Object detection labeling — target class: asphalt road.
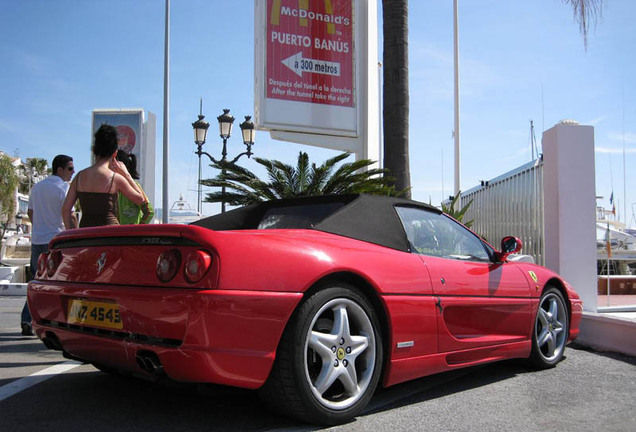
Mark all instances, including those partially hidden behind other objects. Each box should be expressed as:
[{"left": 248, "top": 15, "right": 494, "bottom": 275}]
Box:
[{"left": 1, "top": 296, "right": 635, "bottom": 432}]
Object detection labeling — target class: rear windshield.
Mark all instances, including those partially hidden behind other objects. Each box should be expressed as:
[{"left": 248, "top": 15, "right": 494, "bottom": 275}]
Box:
[{"left": 258, "top": 203, "right": 345, "bottom": 229}]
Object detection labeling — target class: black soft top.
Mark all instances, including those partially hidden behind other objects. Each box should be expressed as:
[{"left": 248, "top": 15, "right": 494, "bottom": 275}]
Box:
[{"left": 191, "top": 194, "right": 441, "bottom": 252}]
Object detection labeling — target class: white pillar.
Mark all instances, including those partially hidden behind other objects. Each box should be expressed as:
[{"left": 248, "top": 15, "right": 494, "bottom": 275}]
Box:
[
  {"left": 542, "top": 121, "right": 597, "bottom": 311},
  {"left": 142, "top": 111, "right": 157, "bottom": 206}
]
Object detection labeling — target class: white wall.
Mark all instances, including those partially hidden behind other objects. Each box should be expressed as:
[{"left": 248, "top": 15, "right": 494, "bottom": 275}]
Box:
[{"left": 543, "top": 121, "right": 598, "bottom": 311}]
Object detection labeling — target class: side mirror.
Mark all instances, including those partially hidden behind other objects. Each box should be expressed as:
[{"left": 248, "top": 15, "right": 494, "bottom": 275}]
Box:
[{"left": 496, "top": 236, "right": 523, "bottom": 262}]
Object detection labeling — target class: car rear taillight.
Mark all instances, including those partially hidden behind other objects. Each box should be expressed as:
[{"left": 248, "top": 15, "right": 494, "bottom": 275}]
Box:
[
  {"left": 184, "top": 250, "right": 213, "bottom": 283},
  {"left": 37, "top": 251, "right": 49, "bottom": 277},
  {"left": 156, "top": 249, "right": 181, "bottom": 282},
  {"left": 46, "top": 250, "right": 62, "bottom": 277}
]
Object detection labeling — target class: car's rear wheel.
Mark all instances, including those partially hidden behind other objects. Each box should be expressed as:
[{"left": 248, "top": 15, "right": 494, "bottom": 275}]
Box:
[
  {"left": 261, "top": 284, "right": 383, "bottom": 425},
  {"left": 528, "top": 286, "right": 569, "bottom": 368}
]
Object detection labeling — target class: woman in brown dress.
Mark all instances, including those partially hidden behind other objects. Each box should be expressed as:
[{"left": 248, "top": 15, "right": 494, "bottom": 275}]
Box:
[{"left": 62, "top": 124, "right": 145, "bottom": 228}]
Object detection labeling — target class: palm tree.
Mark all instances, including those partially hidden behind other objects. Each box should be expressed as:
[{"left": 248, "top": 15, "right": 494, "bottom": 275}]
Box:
[
  {"left": 201, "top": 152, "right": 401, "bottom": 207},
  {"left": 381, "top": 0, "right": 602, "bottom": 197},
  {"left": 19, "top": 157, "right": 48, "bottom": 194},
  {"left": 382, "top": 0, "right": 410, "bottom": 198},
  {"left": 0, "top": 153, "right": 20, "bottom": 239}
]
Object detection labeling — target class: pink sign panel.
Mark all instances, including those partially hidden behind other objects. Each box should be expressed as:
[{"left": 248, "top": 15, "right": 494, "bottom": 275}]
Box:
[{"left": 266, "top": 0, "right": 354, "bottom": 107}]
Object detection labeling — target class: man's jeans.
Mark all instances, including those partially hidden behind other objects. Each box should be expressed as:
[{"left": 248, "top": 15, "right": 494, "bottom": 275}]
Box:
[{"left": 21, "top": 243, "right": 49, "bottom": 324}]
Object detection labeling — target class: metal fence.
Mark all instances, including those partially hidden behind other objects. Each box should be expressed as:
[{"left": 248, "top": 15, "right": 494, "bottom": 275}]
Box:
[{"left": 461, "top": 159, "right": 545, "bottom": 265}]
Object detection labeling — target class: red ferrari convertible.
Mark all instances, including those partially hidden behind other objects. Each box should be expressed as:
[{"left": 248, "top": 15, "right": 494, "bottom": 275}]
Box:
[{"left": 28, "top": 194, "right": 582, "bottom": 424}]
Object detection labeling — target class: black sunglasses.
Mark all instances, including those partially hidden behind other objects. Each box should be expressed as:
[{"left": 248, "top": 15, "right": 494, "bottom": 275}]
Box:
[{"left": 66, "top": 166, "right": 75, "bottom": 171}]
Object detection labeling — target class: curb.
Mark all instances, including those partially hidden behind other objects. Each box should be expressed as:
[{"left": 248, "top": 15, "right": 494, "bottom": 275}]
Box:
[
  {"left": 577, "top": 311, "right": 636, "bottom": 357},
  {"left": 0, "top": 283, "right": 28, "bottom": 296}
]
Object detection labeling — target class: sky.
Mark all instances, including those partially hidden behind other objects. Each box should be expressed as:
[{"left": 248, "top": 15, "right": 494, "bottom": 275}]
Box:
[{"left": 1, "top": 0, "right": 634, "bottom": 227}]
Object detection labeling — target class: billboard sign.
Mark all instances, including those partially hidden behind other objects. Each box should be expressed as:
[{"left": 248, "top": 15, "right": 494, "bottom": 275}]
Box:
[
  {"left": 256, "top": 0, "right": 359, "bottom": 137},
  {"left": 267, "top": 0, "right": 354, "bottom": 107},
  {"left": 91, "top": 109, "right": 156, "bottom": 205},
  {"left": 92, "top": 110, "right": 143, "bottom": 158}
]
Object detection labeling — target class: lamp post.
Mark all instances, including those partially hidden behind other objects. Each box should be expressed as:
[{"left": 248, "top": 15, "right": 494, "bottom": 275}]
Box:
[
  {"left": 192, "top": 106, "right": 255, "bottom": 214},
  {"left": 192, "top": 99, "right": 210, "bottom": 215}
]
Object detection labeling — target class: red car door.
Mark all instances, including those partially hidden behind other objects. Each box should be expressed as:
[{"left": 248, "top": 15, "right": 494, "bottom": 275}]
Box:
[
  {"left": 395, "top": 206, "right": 532, "bottom": 353},
  {"left": 423, "top": 256, "right": 531, "bottom": 352}
]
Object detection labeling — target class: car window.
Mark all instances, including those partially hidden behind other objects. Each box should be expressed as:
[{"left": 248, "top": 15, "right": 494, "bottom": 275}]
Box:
[
  {"left": 258, "top": 203, "right": 345, "bottom": 229},
  {"left": 395, "top": 206, "right": 491, "bottom": 262}
]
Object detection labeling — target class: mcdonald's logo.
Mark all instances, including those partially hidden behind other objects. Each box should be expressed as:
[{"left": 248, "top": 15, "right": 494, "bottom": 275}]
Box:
[{"left": 270, "top": 0, "right": 351, "bottom": 34}]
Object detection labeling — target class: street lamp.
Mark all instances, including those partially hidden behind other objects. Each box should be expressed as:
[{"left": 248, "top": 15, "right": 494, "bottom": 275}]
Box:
[
  {"left": 240, "top": 115, "right": 256, "bottom": 149},
  {"left": 192, "top": 99, "right": 210, "bottom": 215},
  {"left": 217, "top": 108, "right": 235, "bottom": 161},
  {"left": 193, "top": 106, "right": 256, "bottom": 214}
]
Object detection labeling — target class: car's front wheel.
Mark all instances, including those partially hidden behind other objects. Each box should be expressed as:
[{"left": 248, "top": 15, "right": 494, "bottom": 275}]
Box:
[
  {"left": 261, "top": 284, "right": 383, "bottom": 425},
  {"left": 528, "top": 286, "right": 569, "bottom": 368}
]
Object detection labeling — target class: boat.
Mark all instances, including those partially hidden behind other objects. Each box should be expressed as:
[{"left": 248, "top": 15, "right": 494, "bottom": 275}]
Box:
[
  {"left": 168, "top": 194, "right": 202, "bottom": 224},
  {"left": 1, "top": 233, "right": 31, "bottom": 266},
  {"left": 596, "top": 207, "right": 636, "bottom": 296},
  {"left": 0, "top": 233, "right": 31, "bottom": 285}
]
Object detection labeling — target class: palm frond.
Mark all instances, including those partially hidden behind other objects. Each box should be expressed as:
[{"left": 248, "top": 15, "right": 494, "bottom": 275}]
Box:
[
  {"left": 199, "top": 150, "right": 402, "bottom": 209},
  {"left": 561, "top": 0, "right": 602, "bottom": 49},
  {"left": 442, "top": 192, "right": 474, "bottom": 228},
  {"left": 295, "top": 152, "right": 310, "bottom": 194}
]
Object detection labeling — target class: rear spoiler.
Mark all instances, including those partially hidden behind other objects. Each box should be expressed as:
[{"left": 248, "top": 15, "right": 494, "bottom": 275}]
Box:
[{"left": 50, "top": 224, "right": 213, "bottom": 249}]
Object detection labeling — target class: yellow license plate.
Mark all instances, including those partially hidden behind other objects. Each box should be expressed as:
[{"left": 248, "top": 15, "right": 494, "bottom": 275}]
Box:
[{"left": 67, "top": 299, "right": 123, "bottom": 330}]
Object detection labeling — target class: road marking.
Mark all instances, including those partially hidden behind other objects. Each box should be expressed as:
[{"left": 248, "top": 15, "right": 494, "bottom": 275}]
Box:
[{"left": 0, "top": 361, "right": 82, "bottom": 402}]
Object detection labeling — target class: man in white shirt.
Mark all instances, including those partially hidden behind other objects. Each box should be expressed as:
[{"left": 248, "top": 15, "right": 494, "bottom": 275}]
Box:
[{"left": 21, "top": 154, "right": 77, "bottom": 336}]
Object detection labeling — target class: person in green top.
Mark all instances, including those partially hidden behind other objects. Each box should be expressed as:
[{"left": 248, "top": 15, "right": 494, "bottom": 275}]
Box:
[{"left": 115, "top": 150, "right": 154, "bottom": 224}]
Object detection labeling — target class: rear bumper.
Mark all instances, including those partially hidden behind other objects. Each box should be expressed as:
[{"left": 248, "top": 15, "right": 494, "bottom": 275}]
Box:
[{"left": 29, "top": 282, "right": 302, "bottom": 389}]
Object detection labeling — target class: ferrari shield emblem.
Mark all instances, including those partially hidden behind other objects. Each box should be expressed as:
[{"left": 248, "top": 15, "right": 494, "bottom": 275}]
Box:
[
  {"left": 528, "top": 271, "right": 538, "bottom": 283},
  {"left": 96, "top": 252, "right": 107, "bottom": 275}
]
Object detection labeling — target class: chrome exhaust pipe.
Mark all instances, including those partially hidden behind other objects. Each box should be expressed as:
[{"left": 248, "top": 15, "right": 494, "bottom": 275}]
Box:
[
  {"left": 135, "top": 351, "right": 164, "bottom": 376},
  {"left": 42, "top": 331, "right": 63, "bottom": 351}
]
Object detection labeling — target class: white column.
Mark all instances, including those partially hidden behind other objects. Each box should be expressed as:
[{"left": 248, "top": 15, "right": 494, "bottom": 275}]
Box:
[
  {"left": 142, "top": 112, "right": 157, "bottom": 206},
  {"left": 358, "top": 0, "right": 380, "bottom": 167},
  {"left": 542, "top": 121, "right": 597, "bottom": 311}
]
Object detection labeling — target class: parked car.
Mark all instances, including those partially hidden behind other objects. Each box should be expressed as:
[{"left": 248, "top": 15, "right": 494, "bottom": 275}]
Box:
[{"left": 28, "top": 194, "right": 582, "bottom": 425}]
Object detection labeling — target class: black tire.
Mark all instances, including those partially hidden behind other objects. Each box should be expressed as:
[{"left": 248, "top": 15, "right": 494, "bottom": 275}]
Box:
[
  {"left": 260, "top": 284, "right": 383, "bottom": 425},
  {"left": 528, "top": 287, "right": 569, "bottom": 369}
]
